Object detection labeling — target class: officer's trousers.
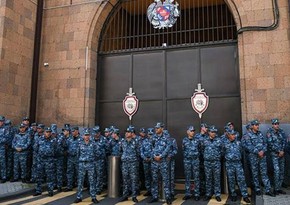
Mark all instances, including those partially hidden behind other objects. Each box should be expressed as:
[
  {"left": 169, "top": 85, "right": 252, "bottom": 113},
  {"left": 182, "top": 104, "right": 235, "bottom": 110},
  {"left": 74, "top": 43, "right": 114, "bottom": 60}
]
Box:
[
  {"left": 77, "top": 162, "right": 96, "bottom": 199},
  {"left": 122, "top": 160, "right": 138, "bottom": 197},
  {"left": 204, "top": 160, "right": 221, "bottom": 197},
  {"left": 184, "top": 158, "right": 200, "bottom": 197},
  {"left": 13, "top": 151, "right": 28, "bottom": 180},
  {"left": 248, "top": 154, "right": 271, "bottom": 192},
  {"left": 35, "top": 158, "right": 56, "bottom": 193},
  {"left": 151, "top": 160, "right": 170, "bottom": 199},
  {"left": 271, "top": 153, "right": 285, "bottom": 191},
  {"left": 225, "top": 160, "right": 248, "bottom": 197}
]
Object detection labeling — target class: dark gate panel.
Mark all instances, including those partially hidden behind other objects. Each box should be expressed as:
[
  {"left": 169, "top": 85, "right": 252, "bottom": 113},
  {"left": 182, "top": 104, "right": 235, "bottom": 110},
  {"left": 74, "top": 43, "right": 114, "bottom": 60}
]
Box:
[
  {"left": 132, "top": 101, "right": 163, "bottom": 127},
  {"left": 202, "top": 97, "right": 242, "bottom": 135},
  {"left": 133, "top": 52, "right": 164, "bottom": 100},
  {"left": 100, "top": 55, "right": 131, "bottom": 101},
  {"left": 166, "top": 49, "right": 200, "bottom": 99},
  {"left": 201, "top": 46, "right": 239, "bottom": 96},
  {"left": 97, "top": 44, "right": 241, "bottom": 179},
  {"left": 99, "top": 102, "right": 129, "bottom": 132}
]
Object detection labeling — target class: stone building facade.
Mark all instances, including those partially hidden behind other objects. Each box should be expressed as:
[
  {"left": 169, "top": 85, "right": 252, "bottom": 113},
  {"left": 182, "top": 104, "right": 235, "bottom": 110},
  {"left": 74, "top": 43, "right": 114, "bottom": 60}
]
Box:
[{"left": 0, "top": 0, "right": 289, "bottom": 127}]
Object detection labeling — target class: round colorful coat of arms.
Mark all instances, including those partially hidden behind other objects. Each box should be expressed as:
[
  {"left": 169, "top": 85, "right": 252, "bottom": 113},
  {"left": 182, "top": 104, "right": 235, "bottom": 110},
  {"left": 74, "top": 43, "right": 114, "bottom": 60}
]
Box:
[{"left": 147, "top": 0, "right": 180, "bottom": 29}]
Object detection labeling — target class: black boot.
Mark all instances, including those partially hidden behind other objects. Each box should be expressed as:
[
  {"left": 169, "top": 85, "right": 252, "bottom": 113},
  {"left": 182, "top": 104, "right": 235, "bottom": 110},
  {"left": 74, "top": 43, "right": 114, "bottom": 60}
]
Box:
[
  {"left": 33, "top": 192, "right": 42, "bottom": 196},
  {"left": 92, "top": 198, "right": 99, "bottom": 204},
  {"left": 243, "top": 197, "right": 251, "bottom": 203},
  {"left": 132, "top": 197, "right": 138, "bottom": 203},
  {"left": 74, "top": 198, "right": 82, "bottom": 203},
  {"left": 215, "top": 196, "right": 221, "bottom": 202},
  {"left": 148, "top": 197, "right": 158, "bottom": 203},
  {"left": 182, "top": 195, "right": 191, "bottom": 200},
  {"left": 265, "top": 191, "right": 276, "bottom": 197},
  {"left": 118, "top": 195, "right": 128, "bottom": 202},
  {"left": 144, "top": 191, "right": 151, "bottom": 196}
]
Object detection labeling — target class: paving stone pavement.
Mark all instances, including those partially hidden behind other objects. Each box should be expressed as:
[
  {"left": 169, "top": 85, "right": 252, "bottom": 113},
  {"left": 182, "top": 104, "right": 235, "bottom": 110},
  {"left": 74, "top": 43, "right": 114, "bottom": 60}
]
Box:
[
  {"left": 263, "top": 188, "right": 290, "bottom": 205},
  {"left": 0, "top": 181, "right": 35, "bottom": 200}
]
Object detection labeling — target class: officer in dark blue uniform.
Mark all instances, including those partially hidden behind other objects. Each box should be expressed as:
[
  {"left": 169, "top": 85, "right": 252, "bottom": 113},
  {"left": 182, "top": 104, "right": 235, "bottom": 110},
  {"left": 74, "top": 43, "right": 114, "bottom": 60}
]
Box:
[
  {"left": 242, "top": 120, "right": 275, "bottom": 196},
  {"left": 74, "top": 129, "right": 98, "bottom": 204},
  {"left": 202, "top": 125, "right": 222, "bottom": 202},
  {"left": 62, "top": 124, "right": 71, "bottom": 187},
  {"left": 149, "top": 122, "right": 171, "bottom": 205},
  {"left": 109, "top": 128, "right": 121, "bottom": 156},
  {"left": 118, "top": 126, "right": 139, "bottom": 203},
  {"left": 182, "top": 125, "right": 201, "bottom": 201},
  {"left": 266, "top": 118, "right": 287, "bottom": 195},
  {"left": 226, "top": 122, "right": 240, "bottom": 141},
  {"left": 0, "top": 115, "right": 8, "bottom": 183},
  {"left": 52, "top": 124, "right": 66, "bottom": 192},
  {"left": 140, "top": 128, "right": 153, "bottom": 196},
  {"left": 165, "top": 130, "right": 178, "bottom": 199},
  {"left": 195, "top": 123, "right": 208, "bottom": 196},
  {"left": 92, "top": 125, "right": 108, "bottom": 194},
  {"left": 27, "top": 122, "right": 37, "bottom": 181},
  {"left": 11, "top": 123, "right": 31, "bottom": 183},
  {"left": 284, "top": 133, "right": 290, "bottom": 187},
  {"left": 33, "top": 127, "right": 56, "bottom": 197},
  {"left": 21, "top": 117, "right": 30, "bottom": 133},
  {"left": 30, "top": 123, "right": 45, "bottom": 183},
  {"left": 223, "top": 129, "right": 251, "bottom": 203},
  {"left": 65, "top": 126, "right": 80, "bottom": 192},
  {"left": 5, "top": 119, "right": 15, "bottom": 181}
]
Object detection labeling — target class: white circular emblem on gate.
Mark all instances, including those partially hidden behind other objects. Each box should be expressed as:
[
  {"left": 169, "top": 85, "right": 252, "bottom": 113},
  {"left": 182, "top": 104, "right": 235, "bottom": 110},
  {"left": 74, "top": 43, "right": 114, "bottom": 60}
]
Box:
[
  {"left": 191, "top": 83, "right": 209, "bottom": 119},
  {"left": 123, "top": 88, "right": 139, "bottom": 121},
  {"left": 147, "top": 0, "right": 180, "bottom": 29}
]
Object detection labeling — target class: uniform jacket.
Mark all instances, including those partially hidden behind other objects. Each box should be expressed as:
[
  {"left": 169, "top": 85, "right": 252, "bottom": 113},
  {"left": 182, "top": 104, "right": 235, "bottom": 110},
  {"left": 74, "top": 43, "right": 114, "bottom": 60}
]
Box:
[{"left": 12, "top": 132, "right": 31, "bottom": 152}]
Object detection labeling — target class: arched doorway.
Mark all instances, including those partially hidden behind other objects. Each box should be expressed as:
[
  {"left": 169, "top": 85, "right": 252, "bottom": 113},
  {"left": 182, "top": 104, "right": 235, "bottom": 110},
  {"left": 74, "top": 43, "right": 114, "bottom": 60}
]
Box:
[{"left": 96, "top": 0, "right": 240, "bottom": 178}]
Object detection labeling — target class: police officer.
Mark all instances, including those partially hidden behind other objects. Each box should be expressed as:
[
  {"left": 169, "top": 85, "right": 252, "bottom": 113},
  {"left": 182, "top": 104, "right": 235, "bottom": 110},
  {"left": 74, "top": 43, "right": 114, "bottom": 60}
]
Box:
[
  {"left": 138, "top": 128, "right": 147, "bottom": 191},
  {"left": 27, "top": 122, "right": 37, "bottom": 181},
  {"left": 284, "top": 133, "right": 290, "bottom": 187},
  {"left": 149, "top": 122, "right": 171, "bottom": 205},
  {"left": 21, "top": 117, "right": 30, "bottom": 132},
  {"left": 104, "top": 127, "right": 111, "bottom": 141},
  {"left": 223, "top": 129, "right": 251, "bottom": 203},
  {"left": 30, "top": 123, "right": 45, "bottom": 183},
  {"left": 195, "top": 123, "right": 208, "bottom": 196},
  {"left": 266, "top": 118, "right": 287, "bottom": 195},
  {"left": 92, "top": 125, "right": 108, "bottom": 194},
  {"left": 242, "top": 120, "right": 275, "bottom": 196},
  {"left": 62, "top": 124, "right": 71, "bottom": 187},
  {"left": 0, "top": 115, "right": 8, "bottom": 183},
  {"left": 109, "top": 128, "right": 121, "bottom": 156},
  {"left": 118, "top": 126, "right": 139, "bottom": 203},
  {"left": 182, "top": 125, "right": 201, "bottom": 201},
  {"left": 74, "top": 129, "right": 98, "bottom": 204},
  {"left": 33, "top": 127, "right": 56, "bottom": 197},
  {"left": 5, "top": 119, "right": 15, "bottom": 181},
  {"left": 52, "top": 124, "right": 66, "bottom": 192},
  {"left": 140, "top": 128, "right": 153, "bottom": 196},
  {"left": 165, "top": 130, "right": 178, "bottom": 199},
  {"left": 226, "top": 122, "right": 240, "bottom": 141},
  {"left": 64, "top": 126, "right": 80, "bottom": 192},
  {"left": 202, "top": 125, "right": 222, "bottom": 202},
  {"left": 11, "top": 123, "right": 31, "bottom": 183}
]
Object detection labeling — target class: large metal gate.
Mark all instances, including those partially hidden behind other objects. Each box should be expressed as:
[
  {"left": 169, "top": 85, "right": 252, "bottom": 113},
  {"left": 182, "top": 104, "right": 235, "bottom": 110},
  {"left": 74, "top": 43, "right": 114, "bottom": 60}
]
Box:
[{"left": 97, "top": 0, "right": 240, "bottom": 178}]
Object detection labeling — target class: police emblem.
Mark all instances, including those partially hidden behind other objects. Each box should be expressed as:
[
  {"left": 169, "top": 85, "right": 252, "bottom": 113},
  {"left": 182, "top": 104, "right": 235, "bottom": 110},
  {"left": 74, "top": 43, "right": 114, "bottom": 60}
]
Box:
[
  {"left": 123, "top": 88, "right": 139, "bottom": 121},
  {"left": 147, "top": 0, "right": 180, "bottom": 29},
  {"left": 191, "top": 83, "right": 209, "bottom": 119}
]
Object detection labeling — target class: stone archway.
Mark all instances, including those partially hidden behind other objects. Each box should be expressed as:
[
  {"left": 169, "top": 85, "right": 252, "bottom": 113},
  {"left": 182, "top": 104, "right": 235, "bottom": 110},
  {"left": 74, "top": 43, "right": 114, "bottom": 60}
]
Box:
[{"left": 89, "top": 0, "right": 242, "bottom": 178}]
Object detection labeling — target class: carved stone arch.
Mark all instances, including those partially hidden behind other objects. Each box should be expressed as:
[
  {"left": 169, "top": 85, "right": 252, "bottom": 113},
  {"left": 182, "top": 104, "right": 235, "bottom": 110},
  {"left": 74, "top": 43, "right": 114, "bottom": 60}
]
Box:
[{"left": 224, "top": 0, "right": 243, "bottom": 30}]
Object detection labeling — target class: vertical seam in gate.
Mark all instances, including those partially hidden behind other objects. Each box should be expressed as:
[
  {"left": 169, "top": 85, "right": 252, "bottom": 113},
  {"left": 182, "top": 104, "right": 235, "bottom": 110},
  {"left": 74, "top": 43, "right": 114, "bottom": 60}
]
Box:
[{"left": 163, "top": 50, "right": 167, "bottom": 126}]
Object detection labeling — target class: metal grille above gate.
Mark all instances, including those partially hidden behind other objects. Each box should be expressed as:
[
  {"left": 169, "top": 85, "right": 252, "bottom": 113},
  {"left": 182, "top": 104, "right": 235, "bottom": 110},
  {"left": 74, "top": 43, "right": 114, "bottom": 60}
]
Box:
[{"left": 99, "top": 0, "right": 237, "bottom": 54}]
